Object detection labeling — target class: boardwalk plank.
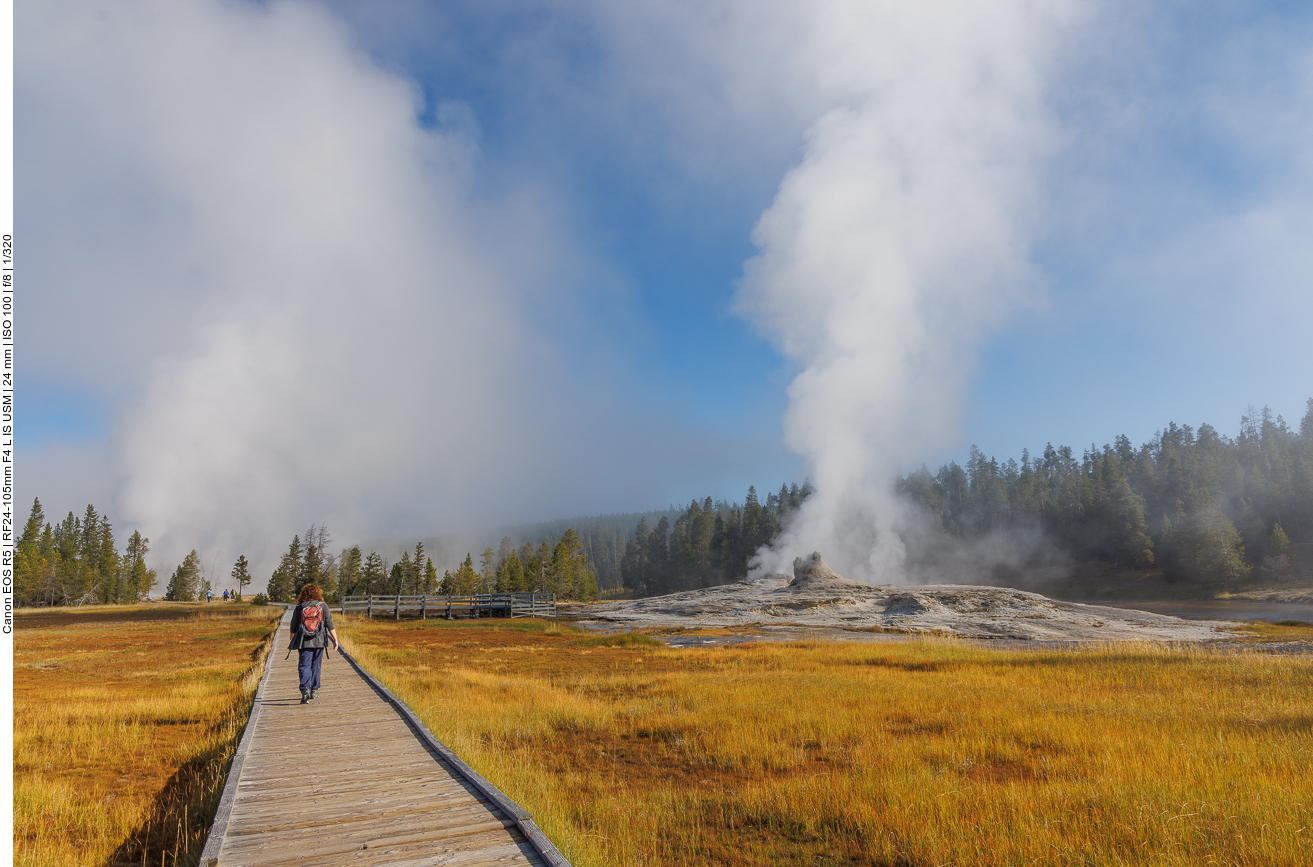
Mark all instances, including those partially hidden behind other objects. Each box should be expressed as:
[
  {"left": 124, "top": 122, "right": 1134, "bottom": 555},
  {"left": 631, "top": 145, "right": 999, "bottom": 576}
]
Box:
[
  {"left": 235, "top": 773, "right": 481, "bottom": 801},
  {"left": 224, "top": 798, "right": 502, "bottom": 835},
  {"left": 220, "top": 815, "right": 519, "bottom": 859},
  {"left": 221, "top": 822, "right": 533, "bottom": 867}
]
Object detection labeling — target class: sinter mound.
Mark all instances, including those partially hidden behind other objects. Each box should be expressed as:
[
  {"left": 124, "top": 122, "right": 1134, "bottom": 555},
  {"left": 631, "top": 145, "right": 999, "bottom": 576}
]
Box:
[
  {"left": 786, "top": 552, "right": 870, "bottom": 591},
  {"left": 577, "top": 552, "right": 1233, "bottom": 642}
]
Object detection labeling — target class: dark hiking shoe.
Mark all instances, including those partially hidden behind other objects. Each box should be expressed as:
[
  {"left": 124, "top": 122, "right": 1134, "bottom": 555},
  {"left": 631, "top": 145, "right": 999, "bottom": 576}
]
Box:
[
  {"left": 310, "top": 690, "right": 318, "bottom": 700},
  {"left": 300, "top": 692, "right": 310, "bottom": 704}
]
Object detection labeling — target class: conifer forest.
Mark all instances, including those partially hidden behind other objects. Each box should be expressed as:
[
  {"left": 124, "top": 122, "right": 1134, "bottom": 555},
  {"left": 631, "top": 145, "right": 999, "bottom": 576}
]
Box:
[{"left": 13, "top": 400, "right": 1312, "bottom": 606}]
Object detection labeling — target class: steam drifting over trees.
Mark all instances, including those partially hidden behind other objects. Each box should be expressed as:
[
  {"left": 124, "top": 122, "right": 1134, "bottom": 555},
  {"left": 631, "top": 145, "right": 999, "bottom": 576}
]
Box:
[
  {"left": 897, "top": 401, "right": 1313, "bottom": 588},
  {"left": 14, "top": 401, "right": 1310, "bottom": 608}
]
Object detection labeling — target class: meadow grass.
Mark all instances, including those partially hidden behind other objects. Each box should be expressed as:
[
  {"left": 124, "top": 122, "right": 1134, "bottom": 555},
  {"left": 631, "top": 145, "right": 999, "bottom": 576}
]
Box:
[
  {"left": 13, "top": 603, "right": 282, "bottom": 867},
  {"left": 337, "top": 616, "right": 1313, "bottom": 866}
]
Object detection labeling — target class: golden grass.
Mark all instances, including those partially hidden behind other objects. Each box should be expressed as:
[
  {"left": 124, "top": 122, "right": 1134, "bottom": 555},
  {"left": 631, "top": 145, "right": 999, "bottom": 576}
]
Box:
[
  {"left": 13, "top": 603, "right": 282, "bottom": 867},
  {"left": 1228, "top": 620, "right": 1313, "bottom": 642},
  {"left": 337, "top": 616, "right": 1313, "bottom": 866}
]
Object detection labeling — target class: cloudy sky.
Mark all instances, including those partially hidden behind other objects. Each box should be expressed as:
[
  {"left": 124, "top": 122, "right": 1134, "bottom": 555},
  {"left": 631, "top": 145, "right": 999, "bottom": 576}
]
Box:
[{"left": 18, "top": 0, "right": 1313, "bottom": 574}]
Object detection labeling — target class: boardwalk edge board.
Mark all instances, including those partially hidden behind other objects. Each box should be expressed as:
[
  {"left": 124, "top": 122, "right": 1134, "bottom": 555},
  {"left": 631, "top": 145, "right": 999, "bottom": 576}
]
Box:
[
  {"left": 337, "top": 644, "right": 575, "bottom": 867},
  {"left": 199, "top": 607, "right": 292, "bottom": 867}
]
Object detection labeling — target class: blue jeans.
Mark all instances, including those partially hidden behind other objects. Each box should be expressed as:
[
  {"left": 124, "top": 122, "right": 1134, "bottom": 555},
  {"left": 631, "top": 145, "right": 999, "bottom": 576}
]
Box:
[{"left": 298, "top": 648, "right": 324, "bottom": 694}]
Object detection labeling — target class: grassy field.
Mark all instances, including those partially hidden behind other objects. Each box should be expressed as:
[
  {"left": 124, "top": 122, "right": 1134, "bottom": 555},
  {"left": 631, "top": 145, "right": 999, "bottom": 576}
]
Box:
[
  {"left": 337, "top": 616, "right": 1313, "bottom": 867},
  {"left": 13, "top": 603, "right": 283, "bottom": 867}
]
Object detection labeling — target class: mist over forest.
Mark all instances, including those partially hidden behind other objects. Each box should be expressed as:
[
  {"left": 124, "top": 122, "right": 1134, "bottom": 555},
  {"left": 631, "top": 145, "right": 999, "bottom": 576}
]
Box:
[{"left": 15, "top": 399, "right": 1310, "bottom": 607}]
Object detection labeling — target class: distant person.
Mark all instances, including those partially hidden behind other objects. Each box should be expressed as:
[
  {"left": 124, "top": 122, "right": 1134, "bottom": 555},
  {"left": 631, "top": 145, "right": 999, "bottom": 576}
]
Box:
[
  {"left": 289, "top": 584, "right": 339, "bottom": 704},
  {"left": 206, "top": 588, "right": 213, "bottom": 603},
  {"left": 222, "top": 589, "right": 229, "bottom": 602}
]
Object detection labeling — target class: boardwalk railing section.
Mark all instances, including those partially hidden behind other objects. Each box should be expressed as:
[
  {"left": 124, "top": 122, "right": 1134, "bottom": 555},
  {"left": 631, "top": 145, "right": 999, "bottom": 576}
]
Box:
[{"left": 340, "top": 592, "right": 557, "bottom": 620}]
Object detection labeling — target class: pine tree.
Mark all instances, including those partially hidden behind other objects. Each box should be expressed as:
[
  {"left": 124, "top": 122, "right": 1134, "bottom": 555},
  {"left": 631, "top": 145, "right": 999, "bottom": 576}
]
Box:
[
  {"left": 1260, "top": 524, "right": 1295, "bottom": 581},
  {"left": 15, "top": 498, "right": 49, "bottom": 606},
  {"left": 338, "top": 547, "right": 363, "bottom": 596},
  {"left": 122, "top": 531, "right": 155, "bottom": 602},
  {"left": 303, "top": 525, "right": 330, "bottom": 588},
  {"left": 1174, "top": 494, "right": 1250, "bottom": 587},
  {"left": 362, "top": 552, "right": 386, "bottom": 595},
  {"left": 546, "top": 529, "right": 597, "bottom": 599},
  {"left": 495, "top": 551, "right": 525, "bottom": 592},
  {"left": 1268, "top": 524, "right": 1292, "bottom": 558},
  {"left": 412, "top": 542, "right": 426, "bottom": 594},
  {"left": 267, "top": 536, "right": 303, "bottom": 603},
  {"left": 393, "top": 551, "right": 412, "bottom": 594},
  {"left": 529, "top": 542, "right": 551, "bottom": 591},
  {"left": 37, "top": 522, "right": 62, "bottom": 607},
  {"left": 423, "top": 558, "right": 438, "bottom": 594},
  {"left": 451, "top": 554, "right": 479, "bottom": 594},
  {"left": 479, "top": 547, "right": 497, "bottom": 593},
  {"left": 620, "top": 517, "right": 650, "bottom": 594},
  {"left": 165, "top": 550, "right": 202, "bottom": 601},
  {"left": 96, "top": 520, "right": 121, "bottom": 602},
  {"left": 496, "top": 536, "right": 516, "bottom": 567},
  {"left": 76, "top": 504, "right": 102, "bottom": 602},
  {"left": 231, "top": 555, "right": 253, "bottom": 599},
  {"left": 645, "top": 517, "right": 671, "bottom": 592}
]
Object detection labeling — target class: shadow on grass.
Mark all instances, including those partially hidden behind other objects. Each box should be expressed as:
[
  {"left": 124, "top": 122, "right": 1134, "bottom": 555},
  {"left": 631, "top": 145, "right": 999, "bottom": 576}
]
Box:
[
  {"left": 106, "top": 631, "right": 272, "bottom": 867},
  {"left": 105, "top": 736, "right": 232, "bottom": 867}
]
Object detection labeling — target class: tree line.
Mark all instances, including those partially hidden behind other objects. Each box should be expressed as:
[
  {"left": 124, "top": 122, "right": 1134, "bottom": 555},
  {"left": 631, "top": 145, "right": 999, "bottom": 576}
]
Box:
[
  {"left": 619, "top": 482, "right": 814, "bottom": 596},
  {"left": 15, "top": 400, "right": 1308, "bottom": 606},
  {"left": 897, "top": 401, "right": 1313, "bottom": 587},
  {"left": 14, "top": 500, "right": 156, "bottom": 607},
  {"left": 259, "top": 525, "right": 599, "bottom": 603},
  {"left": 13, "top": 506, "right": 602, "bottom": 606},
  {"left": 486, "top": 510, "right": 685, "bottom": 592}
]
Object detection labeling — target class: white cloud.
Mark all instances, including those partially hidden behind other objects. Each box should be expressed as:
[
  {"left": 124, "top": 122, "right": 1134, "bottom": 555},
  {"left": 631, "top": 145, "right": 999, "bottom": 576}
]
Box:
[{"left": 20, "top": 0, "right": 670, "bottom": 573}]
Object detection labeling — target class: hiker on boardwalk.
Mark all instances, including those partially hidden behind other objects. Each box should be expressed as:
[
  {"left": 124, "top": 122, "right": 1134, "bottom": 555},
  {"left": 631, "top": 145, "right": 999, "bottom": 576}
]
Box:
[{"left": 290, "top": 584, "right": 339, "bottom": 704}]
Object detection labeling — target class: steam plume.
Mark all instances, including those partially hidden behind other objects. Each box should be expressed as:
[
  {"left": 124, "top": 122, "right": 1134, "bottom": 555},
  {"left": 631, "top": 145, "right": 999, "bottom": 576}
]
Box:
[
  {"left": 738, "top": 1, "right": 1077, "bottom": 581},
  {"left": 19, "top": 0, "right": 640, "bottom": 571}
]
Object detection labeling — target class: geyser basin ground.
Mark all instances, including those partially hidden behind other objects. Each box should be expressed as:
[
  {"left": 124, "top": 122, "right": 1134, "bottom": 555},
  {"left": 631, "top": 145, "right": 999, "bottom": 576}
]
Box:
[{"left": 571, "top": 553, "right": 1234, "bottom": 643}]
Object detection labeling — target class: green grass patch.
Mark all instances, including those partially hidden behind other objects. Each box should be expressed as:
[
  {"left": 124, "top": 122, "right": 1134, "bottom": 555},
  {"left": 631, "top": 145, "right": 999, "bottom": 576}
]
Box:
[{"left": 571, "top": 632, "right": 664, "bottom": 648}]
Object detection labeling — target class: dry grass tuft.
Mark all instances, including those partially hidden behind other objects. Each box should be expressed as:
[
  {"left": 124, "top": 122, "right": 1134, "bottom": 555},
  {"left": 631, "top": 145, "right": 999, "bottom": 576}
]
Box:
[
  {"left": 339, "top": 616, "right": 1313, "bottom": 867},
  {"left": 14, "top": 603, "right": 282, "bottom": 867}
]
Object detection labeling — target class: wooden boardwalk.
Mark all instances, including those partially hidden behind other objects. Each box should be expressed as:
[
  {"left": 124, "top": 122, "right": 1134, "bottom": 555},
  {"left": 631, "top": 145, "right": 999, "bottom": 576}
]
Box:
[{"left": 201, "top": 610, "right": 569, "bottom": 867}]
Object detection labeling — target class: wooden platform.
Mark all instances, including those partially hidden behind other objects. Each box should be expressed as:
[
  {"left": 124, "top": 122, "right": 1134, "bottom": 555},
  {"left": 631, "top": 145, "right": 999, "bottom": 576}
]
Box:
[
  {"left": 201, "top": 611, "right": 568, "bottom": 867},
  {"left": 339, "top": 593, "right": 557, "bottom": 620}
]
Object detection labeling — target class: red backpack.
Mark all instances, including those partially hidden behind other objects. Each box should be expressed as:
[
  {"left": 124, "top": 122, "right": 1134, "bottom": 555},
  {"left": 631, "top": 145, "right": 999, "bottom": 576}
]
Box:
[
  {"left": 301, "top": 602, "right": 323, "bottom": 637},
  {"left": 286, "top": 602, "right": 330, "bottom": 659}
]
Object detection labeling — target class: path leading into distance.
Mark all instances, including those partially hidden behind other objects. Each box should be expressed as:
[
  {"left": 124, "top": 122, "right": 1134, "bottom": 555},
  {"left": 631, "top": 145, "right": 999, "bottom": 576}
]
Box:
[{"left": 201, "top": 609, "right": 569, "bottom": 867}]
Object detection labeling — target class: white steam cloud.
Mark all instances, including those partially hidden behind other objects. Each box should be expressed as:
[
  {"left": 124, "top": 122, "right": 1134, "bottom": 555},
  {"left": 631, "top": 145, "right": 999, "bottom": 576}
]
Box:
[
  {"left": 737, "top": 1, "right": 1079, "bottom": 581},
  {"left": 27, "top": 0, "right": 1204, "bottom": 589},
  {"left": 18, "top": 0, "right": 658, "bottom": 572}
]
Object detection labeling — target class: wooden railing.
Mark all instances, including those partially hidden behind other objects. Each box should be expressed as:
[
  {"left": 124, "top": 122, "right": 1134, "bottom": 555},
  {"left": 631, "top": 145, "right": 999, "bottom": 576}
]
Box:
[{"left": 339, "top": 592, "right": 557, "bottom": 620}]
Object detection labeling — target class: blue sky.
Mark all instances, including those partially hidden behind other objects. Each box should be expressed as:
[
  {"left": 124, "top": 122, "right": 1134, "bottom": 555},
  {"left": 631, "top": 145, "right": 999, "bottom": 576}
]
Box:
[
  {"left": 321, "top": 0, "right": 1312, "bottom": 459},
  {"left": 18, "top": 0, "right": 1313, "bottom": 571}
]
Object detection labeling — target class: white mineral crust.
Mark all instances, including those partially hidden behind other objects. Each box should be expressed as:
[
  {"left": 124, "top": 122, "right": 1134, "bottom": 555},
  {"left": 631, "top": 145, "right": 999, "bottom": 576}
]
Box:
[{"left": 575, "top": 553, "right": 1233, "bottom": 642}]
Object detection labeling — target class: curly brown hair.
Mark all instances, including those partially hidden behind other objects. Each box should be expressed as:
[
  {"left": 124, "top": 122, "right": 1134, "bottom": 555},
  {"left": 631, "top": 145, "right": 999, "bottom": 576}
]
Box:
[{"left": 296, "top": 583, "right": 324, "bottom": 604}]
